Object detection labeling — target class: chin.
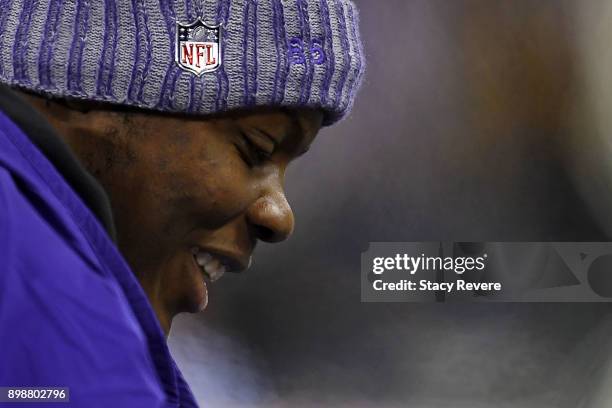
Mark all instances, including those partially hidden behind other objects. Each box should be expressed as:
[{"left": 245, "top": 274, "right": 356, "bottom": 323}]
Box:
[{"left": 168, "top": 250, "right": 210, "bottom": 314}]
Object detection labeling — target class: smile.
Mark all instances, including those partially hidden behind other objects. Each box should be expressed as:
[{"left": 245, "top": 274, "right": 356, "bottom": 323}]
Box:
[
  {"left": 193, "top": 250, "right": 226, "bottom": 282},
  {"left": 191, "top": 247, "right": 252, "bottom": 283}
]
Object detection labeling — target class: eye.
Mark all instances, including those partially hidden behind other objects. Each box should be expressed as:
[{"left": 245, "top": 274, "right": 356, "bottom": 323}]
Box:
[{"left": 235, "top": 130, "right": 274, "bottom": 167}]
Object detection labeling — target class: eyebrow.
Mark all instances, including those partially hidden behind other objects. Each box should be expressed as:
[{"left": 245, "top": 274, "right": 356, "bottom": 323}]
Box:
[
  {"left": 281, "top": 108, "right": 305, "bottom": 140},
  {"left": 289, "top": 113, "right": 302, "bottom": 136},
  {"left": 281, "top": 108, "right": 313, "bottom": 156}
]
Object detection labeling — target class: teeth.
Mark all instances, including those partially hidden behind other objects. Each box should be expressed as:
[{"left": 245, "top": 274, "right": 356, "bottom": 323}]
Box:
[
  {"left": 195, "top": 251, "right": 226, "bottom": 282},
  {"left": 195, "top": 252, "right": 213, "bottom": 266},
  {"left": 209, "top": 265, "right": 226, "bottom": 282}
]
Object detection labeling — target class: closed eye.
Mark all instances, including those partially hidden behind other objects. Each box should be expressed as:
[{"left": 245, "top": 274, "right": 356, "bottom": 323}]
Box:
[
  {"left": 236, "top": 130, "right": 274, "bottom": 167},
  {"left": 245, "top": 128, "right": 277, "bottom": 154}
]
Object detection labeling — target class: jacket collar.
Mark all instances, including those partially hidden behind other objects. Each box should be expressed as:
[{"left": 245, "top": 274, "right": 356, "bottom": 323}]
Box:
[{"left": 0, "top": 85, "right": 116, "bottom": 240}]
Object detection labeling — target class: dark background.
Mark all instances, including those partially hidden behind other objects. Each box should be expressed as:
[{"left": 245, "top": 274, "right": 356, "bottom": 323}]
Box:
[{"left": 169, "top": 1, "right": 612, "bottom": 406}]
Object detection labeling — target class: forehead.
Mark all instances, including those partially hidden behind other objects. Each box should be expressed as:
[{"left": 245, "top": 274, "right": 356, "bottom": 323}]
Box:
[
  {"left": 228, "top": 108, "right": 323, "bottom": 141},
  {"left": 79, "top": 101, "right": 324, "bottom": 150},
  {"left": 86, "top": 100, "right": 323, "bottom": 138}
]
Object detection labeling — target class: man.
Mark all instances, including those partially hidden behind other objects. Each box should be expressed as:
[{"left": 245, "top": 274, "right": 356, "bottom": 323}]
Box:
[{"left": 0, "top": 1, "right": 364, "bottom": 406}]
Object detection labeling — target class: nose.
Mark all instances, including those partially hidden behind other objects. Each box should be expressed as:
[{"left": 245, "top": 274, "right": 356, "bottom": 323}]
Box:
[{"left": 246, "top": 190, "right": 295, "bottom": 243}]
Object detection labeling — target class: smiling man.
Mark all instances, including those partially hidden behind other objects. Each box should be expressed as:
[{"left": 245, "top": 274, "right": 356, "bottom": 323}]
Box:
[{"left": 0, "top": 1, "right": 364, "bottom": 407}]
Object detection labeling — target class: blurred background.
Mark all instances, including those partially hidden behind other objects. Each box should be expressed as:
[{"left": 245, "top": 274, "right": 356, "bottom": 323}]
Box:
[{"left": 169, "top": 1, "right": 612, "bottom": 406}]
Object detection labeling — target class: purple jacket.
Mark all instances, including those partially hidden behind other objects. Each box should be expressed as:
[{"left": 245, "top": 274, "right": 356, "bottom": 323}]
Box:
[{"left": 0, "top": 87, "right": 198, "bottom": 407}]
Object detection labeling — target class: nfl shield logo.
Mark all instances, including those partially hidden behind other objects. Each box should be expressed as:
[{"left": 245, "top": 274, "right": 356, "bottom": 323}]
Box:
[{"left": 175, "top": 19, "right": 222, "bottom": 76}]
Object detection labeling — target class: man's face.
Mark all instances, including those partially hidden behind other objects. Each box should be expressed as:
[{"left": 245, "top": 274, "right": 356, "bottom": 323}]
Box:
[{"left": 63, "top": 106, "right": 323, "bottom": 333}]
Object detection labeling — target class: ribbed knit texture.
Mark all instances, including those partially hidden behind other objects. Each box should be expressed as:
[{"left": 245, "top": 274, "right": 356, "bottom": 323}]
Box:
[{"left": 0, "top": 0, "right": 365, "bottom": 125}]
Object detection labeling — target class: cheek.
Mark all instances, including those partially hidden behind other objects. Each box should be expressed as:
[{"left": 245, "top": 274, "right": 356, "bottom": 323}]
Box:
[{"left": 162, "top": 140, "right": 255, "bottom": 228}]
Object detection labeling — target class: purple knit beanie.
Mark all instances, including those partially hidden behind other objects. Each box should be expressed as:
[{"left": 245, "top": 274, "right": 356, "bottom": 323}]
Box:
[{"left": 0, "top": 0, "right": 365, "bottom": 125}]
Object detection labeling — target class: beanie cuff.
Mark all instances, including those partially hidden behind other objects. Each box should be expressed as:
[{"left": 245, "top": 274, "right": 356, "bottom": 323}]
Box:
[{"left": 0, "top": 0, "right": 364, "bottom": 125}]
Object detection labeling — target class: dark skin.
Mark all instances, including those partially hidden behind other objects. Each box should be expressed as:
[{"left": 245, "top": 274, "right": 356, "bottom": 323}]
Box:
[{"left": 21, "top": 92, "right": 324, "bottom": 336}]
